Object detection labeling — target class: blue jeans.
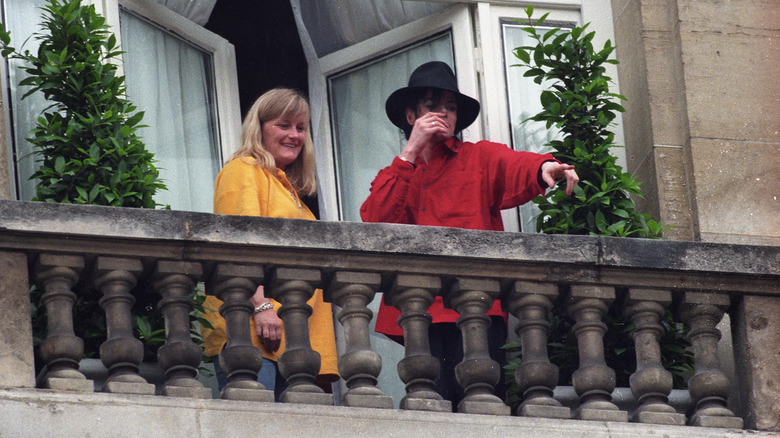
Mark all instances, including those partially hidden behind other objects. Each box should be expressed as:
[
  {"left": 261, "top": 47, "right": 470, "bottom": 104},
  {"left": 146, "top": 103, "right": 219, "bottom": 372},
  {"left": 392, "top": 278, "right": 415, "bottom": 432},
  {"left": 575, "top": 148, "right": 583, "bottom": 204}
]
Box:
[{"left": 212, "top": 356, "right": 287, "bottom": 401}]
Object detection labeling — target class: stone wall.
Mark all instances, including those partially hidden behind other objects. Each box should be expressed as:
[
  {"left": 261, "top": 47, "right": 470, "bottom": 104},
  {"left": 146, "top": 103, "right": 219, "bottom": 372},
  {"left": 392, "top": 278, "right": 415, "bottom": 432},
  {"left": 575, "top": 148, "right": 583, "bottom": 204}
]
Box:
[{"left": 613, "top": 0, "right": 780, "bottom": 245}]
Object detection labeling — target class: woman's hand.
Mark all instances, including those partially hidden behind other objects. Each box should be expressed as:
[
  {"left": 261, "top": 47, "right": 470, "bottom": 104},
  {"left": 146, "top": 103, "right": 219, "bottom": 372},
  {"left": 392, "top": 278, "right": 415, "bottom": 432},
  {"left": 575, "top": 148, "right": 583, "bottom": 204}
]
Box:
[
  {"left": 249, "top": 285, "right": 282, "bottom": 352},
  {"left": 541, "top": 161, "right": 580, "bottom": 196}
]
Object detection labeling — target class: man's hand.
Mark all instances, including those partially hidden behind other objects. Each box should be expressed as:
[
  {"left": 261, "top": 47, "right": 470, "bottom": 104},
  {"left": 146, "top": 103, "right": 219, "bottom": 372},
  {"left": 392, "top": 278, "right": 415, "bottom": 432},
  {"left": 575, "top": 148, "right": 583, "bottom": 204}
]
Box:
[
  {"left": 541, "top": 161, "right": 580, "bottom": 196},
  {"left": 400, "top": 111, "right": 449, "bottom": 162}
]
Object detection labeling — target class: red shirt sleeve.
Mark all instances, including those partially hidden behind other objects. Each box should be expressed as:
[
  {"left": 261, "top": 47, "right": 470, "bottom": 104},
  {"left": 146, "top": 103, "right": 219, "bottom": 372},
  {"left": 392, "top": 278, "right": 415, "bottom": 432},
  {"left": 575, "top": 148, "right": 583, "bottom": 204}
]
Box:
[
  {"left": 477, "top": 141, "right": 558, "bottom": 210},
  {"left": 360, "top": 156, "right": 416, "bottom": 224}
]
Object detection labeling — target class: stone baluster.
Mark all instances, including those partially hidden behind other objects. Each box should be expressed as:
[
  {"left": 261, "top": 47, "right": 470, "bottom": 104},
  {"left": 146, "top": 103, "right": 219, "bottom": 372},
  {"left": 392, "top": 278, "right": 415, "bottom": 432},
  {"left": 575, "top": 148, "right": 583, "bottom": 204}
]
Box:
[
  {"left": 679, "top": 292, "right": 743, "bottom": 428},
  {"left": 390, "top": 274, "right": 451, "bottom": 412},
  {"left": 208, "top": 263, "right": 273, "bottom": 402},
  {"left": 446, "top": 277, "right": 510, "bottom": 415},
  {"left": 566, "top": 285, "right": 628, "bottom": 422},
  {"left": 267, "top": 266, "right": 332, "bottom": 405},
  {"left": 152, "top": 260, "right": 211, "bottom": 399},
  {"left": 93, "top": 256, "right": 154, "bottom": 395},
  {"left": 35, "top": 254, "right": 93, "bottom": 392},
  {"left": 505, "top": 281, "right": 570, "bottom": 419},
  {"left": 624, "top": 288, "right": 685, "bottom": 424},
  {"left": 325, "top": 271, "right": 393, "bottom": 408}
]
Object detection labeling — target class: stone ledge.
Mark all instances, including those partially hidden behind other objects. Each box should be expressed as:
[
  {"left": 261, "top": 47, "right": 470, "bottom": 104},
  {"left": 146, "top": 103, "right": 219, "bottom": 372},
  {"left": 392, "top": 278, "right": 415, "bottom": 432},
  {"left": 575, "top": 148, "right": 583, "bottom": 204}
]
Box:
[
  {"left": 0, "top": 388, "right": 772, "bottom": 438},
  {"left": 1, "top": 200, "right": 777, "bottom": 285}
]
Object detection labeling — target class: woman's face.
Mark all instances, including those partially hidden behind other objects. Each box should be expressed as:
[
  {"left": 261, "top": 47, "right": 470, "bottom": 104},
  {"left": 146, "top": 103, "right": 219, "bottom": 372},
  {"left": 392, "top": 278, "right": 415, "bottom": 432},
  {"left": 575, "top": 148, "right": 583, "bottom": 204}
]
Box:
[{"left": 262, "top": 113, "right": 307, "bottom": 169}]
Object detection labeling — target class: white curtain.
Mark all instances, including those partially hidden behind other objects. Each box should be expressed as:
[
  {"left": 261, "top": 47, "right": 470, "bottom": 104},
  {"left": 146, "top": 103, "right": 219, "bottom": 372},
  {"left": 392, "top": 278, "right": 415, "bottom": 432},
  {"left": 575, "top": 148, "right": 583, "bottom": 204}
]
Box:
[
  {"left": 4, "top": 0, "right": 220, "bottom": 212},
  {"left": 329, "top": 34, "right": 454, "bottom": 221},
  {"left": 151, "top": 0, "right": 217, "bottom": 25},
  {"left": 120, "top": 9, "right": 220, "bottom": 212},
  {"left": 299, "top": 0, "right": 448, "bottom": 57},
  {"left": 5, "top": 0, "right": 49, "bottom": 201}
]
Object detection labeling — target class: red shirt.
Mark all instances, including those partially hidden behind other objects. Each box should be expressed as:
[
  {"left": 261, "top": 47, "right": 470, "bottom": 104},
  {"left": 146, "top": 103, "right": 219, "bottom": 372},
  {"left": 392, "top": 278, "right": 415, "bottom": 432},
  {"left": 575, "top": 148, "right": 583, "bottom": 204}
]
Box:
[{"left": 360, "top": 137, "right": 555, "bottom": 336}]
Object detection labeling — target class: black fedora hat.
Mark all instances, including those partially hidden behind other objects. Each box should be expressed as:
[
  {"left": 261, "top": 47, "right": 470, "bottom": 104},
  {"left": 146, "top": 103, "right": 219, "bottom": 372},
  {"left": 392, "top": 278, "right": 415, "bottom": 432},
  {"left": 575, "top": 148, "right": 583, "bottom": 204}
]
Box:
[{"left": 385, "top": 61, "right": 480, "bottom": 133}]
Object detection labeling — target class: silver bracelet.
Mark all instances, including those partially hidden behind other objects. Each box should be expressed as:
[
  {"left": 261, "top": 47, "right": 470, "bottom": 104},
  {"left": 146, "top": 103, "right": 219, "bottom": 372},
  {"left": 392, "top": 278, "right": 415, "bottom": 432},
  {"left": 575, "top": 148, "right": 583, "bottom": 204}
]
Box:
[{"left": 252, "top": 302, "right": 274, "bottom": 315}]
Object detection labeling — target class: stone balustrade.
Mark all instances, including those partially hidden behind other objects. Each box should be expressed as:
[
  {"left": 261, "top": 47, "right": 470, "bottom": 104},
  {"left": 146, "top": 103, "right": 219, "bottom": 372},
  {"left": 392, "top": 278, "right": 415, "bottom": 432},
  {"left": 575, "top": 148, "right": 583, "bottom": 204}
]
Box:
[{"left": 0, "top": 200, "right": 778, "bottom": 434}]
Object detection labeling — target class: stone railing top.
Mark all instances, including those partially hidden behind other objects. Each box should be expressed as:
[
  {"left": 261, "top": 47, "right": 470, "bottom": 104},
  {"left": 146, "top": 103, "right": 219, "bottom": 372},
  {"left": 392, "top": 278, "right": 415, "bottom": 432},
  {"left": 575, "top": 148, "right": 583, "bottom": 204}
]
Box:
[{"left": 0, "top": 200, "right": 777, "bottom": 294}]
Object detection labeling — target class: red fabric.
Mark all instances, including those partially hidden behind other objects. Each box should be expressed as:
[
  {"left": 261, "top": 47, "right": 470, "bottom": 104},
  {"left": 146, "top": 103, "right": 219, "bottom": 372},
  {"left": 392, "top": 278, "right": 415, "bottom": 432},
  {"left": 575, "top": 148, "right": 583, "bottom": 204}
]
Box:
[{"left": 360, "top": 137, "right": 556, "bottom": 336}]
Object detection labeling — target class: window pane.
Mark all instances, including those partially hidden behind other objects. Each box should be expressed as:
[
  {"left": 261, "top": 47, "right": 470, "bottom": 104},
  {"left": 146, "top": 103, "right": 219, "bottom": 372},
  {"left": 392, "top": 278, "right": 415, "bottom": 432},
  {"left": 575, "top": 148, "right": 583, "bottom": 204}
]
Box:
[
  {"left": 4, "top": 0, "right": 49, "bottom": 201},
  {"left": 3, "top": 1, "right": 221, "bottom": 212},
  {"left": 329, "top": 33, "right": 454, "bottom": 222},
  {"left": 502, "top": 22, "right": 566, "bottom": 231},
  {"left": 120, "top": 9, "right": 221, "bottom": 213}
]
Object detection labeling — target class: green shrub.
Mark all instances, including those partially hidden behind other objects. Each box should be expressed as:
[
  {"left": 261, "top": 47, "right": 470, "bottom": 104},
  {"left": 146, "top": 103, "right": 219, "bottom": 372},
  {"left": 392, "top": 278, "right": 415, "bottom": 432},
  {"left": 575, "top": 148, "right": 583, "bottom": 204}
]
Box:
[
  {"left": 1, "top": 0, "right": 182, "bottom": 365},
  {"left": 512, "top": 6, "right": 667, "bottom": 237},
  {"left": 502, "top": 6, "right": 690, "bottom": 410},
  {"left": 0, "top": 0, "right": 166, "bottom": 207}
]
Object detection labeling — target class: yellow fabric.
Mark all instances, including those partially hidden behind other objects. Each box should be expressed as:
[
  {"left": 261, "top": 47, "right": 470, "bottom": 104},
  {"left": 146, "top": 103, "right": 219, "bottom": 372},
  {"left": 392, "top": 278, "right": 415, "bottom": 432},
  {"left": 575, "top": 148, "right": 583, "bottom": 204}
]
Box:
[{"left": 201, "top": 157, "right": 339, "bottom": 380}]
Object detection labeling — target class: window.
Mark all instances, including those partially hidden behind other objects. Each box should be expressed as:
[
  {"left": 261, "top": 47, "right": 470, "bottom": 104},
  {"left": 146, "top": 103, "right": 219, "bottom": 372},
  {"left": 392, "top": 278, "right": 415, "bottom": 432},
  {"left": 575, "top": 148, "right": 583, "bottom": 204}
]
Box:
[
  {"left": 293, "top": 0, "right": 623, "bottom": 405},
  {"left": 2, "top": 0, "right": 240, "bottom": 212},
  {"left": 313, "top": 4, "right": 479, "bottom": 222},
  {"left": 328, "top": 33, "right": 454, "bottom": 222},
  {"left": 480, "top": 3, "right": 625, "bottom": 230}
]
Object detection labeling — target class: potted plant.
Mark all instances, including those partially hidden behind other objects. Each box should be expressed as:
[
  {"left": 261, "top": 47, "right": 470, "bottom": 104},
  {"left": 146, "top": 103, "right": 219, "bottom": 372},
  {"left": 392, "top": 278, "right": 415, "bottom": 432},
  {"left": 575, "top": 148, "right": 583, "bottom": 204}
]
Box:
[{"left": 0, "top": 0, "right": 165, "bottom": 206}]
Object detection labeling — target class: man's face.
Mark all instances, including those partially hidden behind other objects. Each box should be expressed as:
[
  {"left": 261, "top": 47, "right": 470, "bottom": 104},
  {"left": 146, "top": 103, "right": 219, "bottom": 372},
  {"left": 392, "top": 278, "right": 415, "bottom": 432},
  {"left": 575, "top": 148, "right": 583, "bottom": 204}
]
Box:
[{"left": 411, "top": 89, "right": 458, "bottom": 139}]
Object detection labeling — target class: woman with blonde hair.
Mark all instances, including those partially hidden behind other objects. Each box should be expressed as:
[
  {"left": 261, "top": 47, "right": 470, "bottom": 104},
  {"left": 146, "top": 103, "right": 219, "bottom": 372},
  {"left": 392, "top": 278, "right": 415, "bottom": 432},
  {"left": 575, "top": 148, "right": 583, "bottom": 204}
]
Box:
[{"left": 202, "top": 88, "right": 338, "bottom": 400}]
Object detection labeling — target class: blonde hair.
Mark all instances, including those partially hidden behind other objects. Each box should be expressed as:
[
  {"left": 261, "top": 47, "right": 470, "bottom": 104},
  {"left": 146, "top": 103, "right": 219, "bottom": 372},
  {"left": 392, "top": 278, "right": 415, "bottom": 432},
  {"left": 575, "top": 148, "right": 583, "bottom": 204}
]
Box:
[{"left": 232, "top": 88, "right": 317, "bottom": 196}]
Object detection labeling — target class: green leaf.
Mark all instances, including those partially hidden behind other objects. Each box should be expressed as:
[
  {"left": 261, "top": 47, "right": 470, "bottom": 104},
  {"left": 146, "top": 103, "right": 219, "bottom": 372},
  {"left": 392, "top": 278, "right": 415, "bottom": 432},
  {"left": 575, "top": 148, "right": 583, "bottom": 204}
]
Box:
[
  {"left": 513, "top": 48, "right": 530, "bottom": 64},
  {"left": 595, "top": 210, "right": 607, "bottom": 233},
  {"left": 88, "top": 184, "right": 101, "bottom": 203},
  {"left": 54, "top": 156, "right": 65, "bottom": 174}
]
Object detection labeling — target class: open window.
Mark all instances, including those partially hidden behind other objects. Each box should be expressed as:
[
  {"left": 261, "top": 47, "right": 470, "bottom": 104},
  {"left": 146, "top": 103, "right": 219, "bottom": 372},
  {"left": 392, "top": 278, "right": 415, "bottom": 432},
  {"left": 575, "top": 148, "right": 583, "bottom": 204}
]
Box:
[
  {"left": 314, "top": 4, "right": 478, "bottom": 223},
  {"left": 2, "top": 0, "right": 240, "bottom": 212},
  {"left": 294, "top": 1, "right": 624, "bottom": 403},
  {"left": 477, "top": 3, "right": 625, "bottom": 230}
]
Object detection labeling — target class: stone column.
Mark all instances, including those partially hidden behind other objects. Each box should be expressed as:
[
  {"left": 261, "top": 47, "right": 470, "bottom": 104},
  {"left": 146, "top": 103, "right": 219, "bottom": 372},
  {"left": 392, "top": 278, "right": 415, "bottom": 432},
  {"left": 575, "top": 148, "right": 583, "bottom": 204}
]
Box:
[
  {"left": 446, "top": 277, "right": 510, "bottom": 415},
  {"left": 152, "top": 260, "right": 211, "bottom": 399},
  {"left": 624, "top": 288, "right": 684, "bottom": 425},
  {"left": 390, "top": 274, "right": 451, "bottom": 412},
  {"left": 679, "top": 291, "right": 743, "bottom": 428},
  {"left": 505, "top": 281, "right": 570, "bottom": 419},
  {"left": 566, "top": 285, "right": 628, "bottom": 422},
  {"left": 326, "top": 271, "right": 393, "bottom": 408},
  {"left": 35, "top": 253, "right": 93, "bottom": 392},
  {"left": 0, "top": 251, "right": 35, "bottom": 388},
  {"left": 732, "top": 294, "right": 780, "bottom": 432},
  {"left": 208, "top": 263, "right": 273, "bottom": 402},
  {"left": 267, "top": 266, "right": 332, "bottom": 405},
  {"left": 93, "top": 256, "right": 153, "bottom": 395}
]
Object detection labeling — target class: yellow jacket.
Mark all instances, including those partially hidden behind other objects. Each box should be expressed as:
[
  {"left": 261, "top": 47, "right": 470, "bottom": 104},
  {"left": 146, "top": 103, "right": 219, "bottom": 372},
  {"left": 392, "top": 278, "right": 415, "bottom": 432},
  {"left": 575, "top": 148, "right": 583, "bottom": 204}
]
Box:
[{"left": 201, "top": 157, "right": 339, "bottom": 381}]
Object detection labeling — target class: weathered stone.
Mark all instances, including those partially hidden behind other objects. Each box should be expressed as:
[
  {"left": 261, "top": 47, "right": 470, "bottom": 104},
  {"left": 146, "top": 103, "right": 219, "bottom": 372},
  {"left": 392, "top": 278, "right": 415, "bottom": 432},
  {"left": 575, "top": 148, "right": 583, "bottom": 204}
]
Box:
[
  {"left": 152, "top": 261, "right": 208, "bottom": 398},
  {"left": 327, "top": 271, "right": 393, "bottom": 409},
  {"left": 732, "top": 295, "right": 780, "bottom": 431},
  {"left": 0, "top": 251, "right": 35, "bottom": 388},
  {"left": 207, "top": 263, "right": 271, "bottom": 402}
]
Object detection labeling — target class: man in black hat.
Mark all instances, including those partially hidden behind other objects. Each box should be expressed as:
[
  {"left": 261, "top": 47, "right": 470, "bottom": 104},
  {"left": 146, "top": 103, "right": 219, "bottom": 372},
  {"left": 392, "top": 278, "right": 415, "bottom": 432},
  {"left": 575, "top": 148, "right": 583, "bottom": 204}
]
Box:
[{"left": 360, "top": 61, "right": 579, "bottom": 408}]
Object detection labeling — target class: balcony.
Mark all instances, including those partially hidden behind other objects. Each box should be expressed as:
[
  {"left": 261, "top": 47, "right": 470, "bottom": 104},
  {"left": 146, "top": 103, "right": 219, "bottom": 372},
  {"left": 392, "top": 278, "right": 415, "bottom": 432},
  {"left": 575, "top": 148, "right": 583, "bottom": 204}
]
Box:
[{"left": 1, "top": 199, "right": 778, "bottom": 437}]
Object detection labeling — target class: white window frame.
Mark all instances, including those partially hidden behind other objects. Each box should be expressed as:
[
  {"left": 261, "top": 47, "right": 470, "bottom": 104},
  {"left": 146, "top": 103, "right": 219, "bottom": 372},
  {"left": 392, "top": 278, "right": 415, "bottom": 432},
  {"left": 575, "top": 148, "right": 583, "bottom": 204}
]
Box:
[
  {"left": 1, "top": 0, "right": 241, "bottom": 200},
  {"left": 104, "top": 0, "right": 242, "bottom": 162},
  {"left": 304, "top": 1, "right": 623, "bottom": 229},
  {"left": 476, "top": 1, "right": 625, "bottom": 231},
  {"left": 475, "top": 1, "right": 624, "bottom": 152},
  {"left": 306, "top": 4, "right": 477, "bottom": 222}
]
